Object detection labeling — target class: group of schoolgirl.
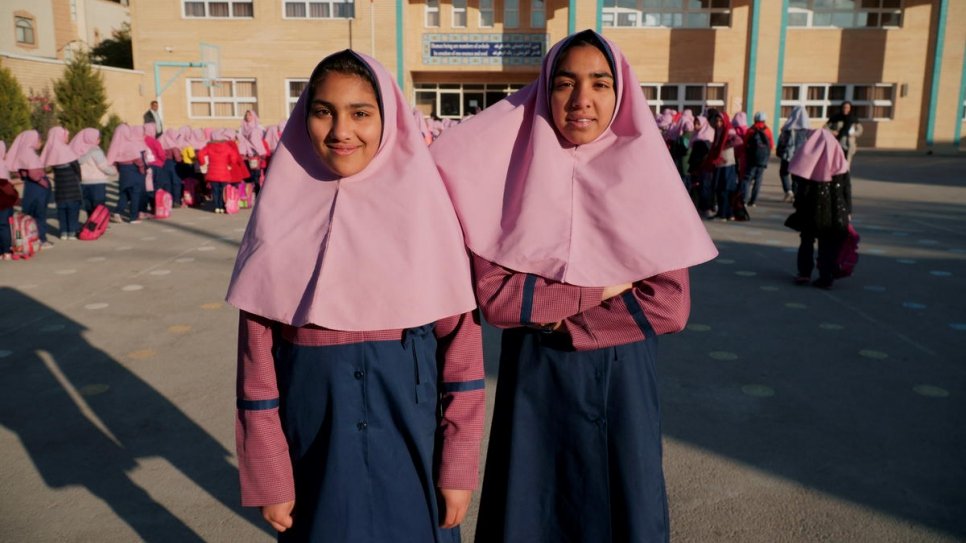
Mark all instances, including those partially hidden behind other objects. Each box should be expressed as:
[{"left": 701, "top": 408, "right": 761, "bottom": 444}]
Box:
[
  {"left": 658, "top": 108, "right": 776, "bottom": 221},
  {"left": 227, "top": 31, "right": 720, "bottom": 543}
]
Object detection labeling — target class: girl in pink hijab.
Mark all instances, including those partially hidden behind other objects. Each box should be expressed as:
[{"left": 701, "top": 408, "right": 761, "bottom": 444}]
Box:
[
  {"left": 785, "top": 128, "right": 851, "bottom": 288},
  {"left": 71, "top": 128, "right": 117, "bottom": 216},
  {"left": 432, "top": 30, "right": 717, "bottom": 543},
  {"left": 41, "top": 126, "right": 84, "bottom": 239},
  {"left": 239, "top": 110, "right": 268, "bottom": 190},
  {"left": 0, "top": 141, "right": 18, "bottom": 259},
  {"left": 6, "top": 129, "right": 53, "bottom": 246},
  {"left": 225, "top": 50, "right": 483, "bottom": 540},
  {"left": 106, "top": 124, "right": 149, "bottom": 223}
]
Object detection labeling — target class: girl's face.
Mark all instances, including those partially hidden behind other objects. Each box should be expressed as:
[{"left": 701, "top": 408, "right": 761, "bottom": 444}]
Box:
[
  {"left": 307, "top": 72, "right": 382, "bottom": 177},
  {"left": 244, "top": 111, "right": 253, "bottom": 122},
  {"left": 841, "top": 102, "right": 852, "bottom": 115},
  {"left": 550, "top": 44, "right": 616, "bottom": 146}
]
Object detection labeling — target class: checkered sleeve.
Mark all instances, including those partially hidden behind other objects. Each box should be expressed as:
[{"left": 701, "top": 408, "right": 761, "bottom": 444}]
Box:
[
  {"left": 471, "top": 253, "right": 605, "bottom": 329},
  {"left": 562, "top": 268, "right": 691, "bottom": 351},
  {"left": 434, "top": 311, "right": 486, "bottom": 490},
  {"left": 236, "top": 311, "right": 295, "bottom": 507}
]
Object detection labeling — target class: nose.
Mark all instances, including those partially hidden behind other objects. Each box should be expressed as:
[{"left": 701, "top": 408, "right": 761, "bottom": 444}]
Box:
[
  {"left": 568, "top": 84, "right": 591, "bottom": 110},
  {"left": 328, "top": 114, "right": 352, "bottom": 141}
]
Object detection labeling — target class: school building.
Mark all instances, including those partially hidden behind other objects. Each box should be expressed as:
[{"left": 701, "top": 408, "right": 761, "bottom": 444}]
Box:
[{"left": 4, "top": 1, "right": 965, "bottom": 151}]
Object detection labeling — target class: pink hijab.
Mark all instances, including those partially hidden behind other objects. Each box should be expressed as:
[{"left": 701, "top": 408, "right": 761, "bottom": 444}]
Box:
[
  {"left": 189, "top": 128, "right": 208, "bottom": 149},
  {"left": 432, "top": 31, "right": 717, "bottom": 286},
  {"left": 40, "top": 126, "right": 80, "bottom": 167},
  {"left": 264, "top": 125, "right": 281, "bottom": 152},
  {"left": 691, "top": 115, "right": 714, "bottom": 146},
  {"left": 226, "top": 50, "right": 476, "bottom": 330},
  {"left": 5, "top": 130, "right": 44, "bottom": 172},
  {"left": 158, "top": 128, "right": 180, "bottom": 151},
  {"left": 0, "top": 142, "right": 9, "bottom": 180},
  {"left": 70, "top": 128, "right": 101, "bottom": 156},
  {"left": 240, "top": 111, "right": 268, "bottom": 156},
  {"left": 106, "top": 124, "right": 148, "bottom": 164},
  {"left": 788, "top": 128, "right": 848, "bottom": 182}
]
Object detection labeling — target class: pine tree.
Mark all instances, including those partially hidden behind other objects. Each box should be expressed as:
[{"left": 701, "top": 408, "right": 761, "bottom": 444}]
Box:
[
  {"left": 53, "top": 52, "right": 110, "bottom": 136},
  {"left": 91, "top": 23, "right": 133, "bottom": 69},
  {"left": 0, "top": 63, "right": 31, "bottom": 143},
  {"left": 100, "top": 113, "right": 123, "bottom": 153},
  {"left": 28, "top": 87, "right": 58, "bottom": 137}
]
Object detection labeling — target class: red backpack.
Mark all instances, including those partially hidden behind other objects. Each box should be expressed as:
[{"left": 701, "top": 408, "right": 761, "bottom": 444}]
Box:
[
  {"left": 154, "top": 189, "right": 172, "bottom": 219},
  {"left": 835, "top": 224, "right": 860, "bottom": 278},
  {"left": 9, "top": 212, "right": 41, "bottom": 259},
  {"left": 239, "top": 182, "right": 255, "bottom": 209},
  {"left": 183, "top": 178, "right": 199, "bottom": 207},
  {"left": 78, "top": 204, "right": 110, "bottom": 241},
  {"left": 224, "top": 184, "right": 240, "bottom": 215}
]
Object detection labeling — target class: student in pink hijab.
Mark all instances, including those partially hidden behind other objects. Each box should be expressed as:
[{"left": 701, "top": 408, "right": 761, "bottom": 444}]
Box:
[
  {"left": 6, "top": 129, "right": 53, "bottom": 245},
  {"left": 71, "top": 128, "right": 117, "bottom": 216},
  {"left": 106, "top": 124, "right": 149, "bottom": 223},
  {"left": 431, "top": 30, "right": 717, "bottom": 543},
  {"left": 0, "top": 141, "right": 18, "bottom": 259},
  {"left": 156, "top": 127, "right": 183, "bottom": 207},
  {"left": 225, "top": 50, "right": 483, "bottom": 540},
  {"left": 239, "top": 110, "right": 268, "bottom": 190},
  {"left": 785, "top": 128, "right": 851, "bottom": 289},
  {"left": 41, "top": 126, "right": 84, "bottom": 239}
]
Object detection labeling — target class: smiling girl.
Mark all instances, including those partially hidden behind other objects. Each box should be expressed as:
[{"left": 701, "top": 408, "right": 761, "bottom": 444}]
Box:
[{"left": 226, "top": 50, "right": 483, "bottom": 542}]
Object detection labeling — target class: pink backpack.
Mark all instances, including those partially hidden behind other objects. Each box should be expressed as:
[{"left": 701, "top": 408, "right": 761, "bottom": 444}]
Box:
[
  {"left": 154, "top": 189, "right": 173, "bottom": 219},
  {"left": 79, "top": 204, "right": 110, "bottom": 241},
  {"left": 224, "top": 184, "right": 240, "bottom": 215},
  {"left": 835, "top": 223, "right": 860, "bottom": 278},
  {"left": 239, "top": 182, "right": 255, "bottom": 209},
  {"left": 183, "top": 178, "right": 199, "bottom": 207},
  {"left": 9, "top": 212, "right": 41, "bottom": 259}
]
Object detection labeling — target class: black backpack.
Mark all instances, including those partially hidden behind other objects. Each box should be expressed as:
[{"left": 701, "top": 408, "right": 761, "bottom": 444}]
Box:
[{"left": 748, "top": 129, "right": 771, "bottom": 166}]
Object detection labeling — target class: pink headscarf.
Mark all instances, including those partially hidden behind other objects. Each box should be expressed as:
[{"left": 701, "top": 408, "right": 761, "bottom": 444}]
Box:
[
  {"left": 240, "top": 110, "right": 268, "bottom": 156},
  {"left": 189, "top": 128, "right": 208, "bottom": 149},
  {"left": 658, "top": 109, "right": 676, "bottom": 132},
  {"left": 158, "top": 128, "right": 180, "bottom": 151},
  {"left": 4, "top": 130, "right": 44, "bottom": 172},
  {"left": 40, "top": 126, "right": 80, "bottom": 167},
  {"left": 141, "top": 124, "right": 156, "bottom": 139},
  {"left": 0, "top": 142, "right": 9, "bottom": 180},
  {"left": 788, "top": 128, "right": 848, "bottom": 182},
  {"left": 226, "top": 50, "right": 476, "bottom": 330},
  {"left": 106, "top": 124, "right": 149, "bottom": 164},
  {"left": 203, "top": 127, "right": 214, "bottom": 140},
  {"left": 70, "top": 128, "right": 101, "bottom": 156},
  {"left": 264, "top": 125, "right": 281, "bottom": 152},
  {"left": 432, "top": 30, "right": 717, "bottom": 286}
]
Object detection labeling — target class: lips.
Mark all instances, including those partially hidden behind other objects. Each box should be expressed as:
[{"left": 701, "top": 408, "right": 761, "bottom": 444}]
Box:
[
  {"left": 565, "top": 117, "right": 595, "bottom": 128},
  {"left": 327, "top": 145, "right": 358, "bottom": 156}
]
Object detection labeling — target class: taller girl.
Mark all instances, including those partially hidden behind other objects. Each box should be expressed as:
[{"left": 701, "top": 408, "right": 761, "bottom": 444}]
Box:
[{"left": 432, "top": 30, "right": 718, "bottom": 542}]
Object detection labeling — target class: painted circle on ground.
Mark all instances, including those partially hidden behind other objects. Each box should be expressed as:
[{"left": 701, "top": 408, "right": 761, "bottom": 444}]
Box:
[
  {"left": 86, "top": 256, "right": 107, "bottom": 262},
  {"left": 913, "top": 385, "right": 949, "bottom": 398},
  {"left": 819, "top": 323, "right": 844, "bottom": 330},
  {"left": 765, "top": 239, "right": 781, "bottom": 245},
  {"left": 0, "top": 350, "right": 12, "bottom": 358},
  {"left": 20, "top": 284, "right": 39, "bottom": 290},
  {"left": 201, "top": 302, "right": 223, "bottom": 310},
  {"left": 84, "top": 303, "right": 109, "bottom": 310},
  {"left": 115, "top": 246, "right": 133, "bottom": 251},
  {"left": 782, "top": 247, "right": 797, "bottom": 253},
  {"left": 41, "top": 324, "right": 65, "bottom": 332},
  {"left": 929, "top": 270, "right": 952, "bottom": 277},
  {"left": 687, "top": 324, "right": 711, "bottom": 332},
  {"left": 140, "top": 236, "right": 158, "bottom": 241},
  {"left": 949, "top": 323, "right": 966, "bottom": 331},
  {"left": 709, "top": 351, "right": 739, "bottom": 361},
  {"left": 891, "top": 231, "right": 910, "bottom": 237},
  {"left": 196, "top": 246, "right": 216, "bottom": 252},
  {"left": 859, "top": 349, "right": 889, "bottom": 360},
  {"left": 745, "top": 230, "right": 762, "bottom": 236},
  {"left": 122, "top": 284, "right": 144, "bottom": 292},
  {"left": 735, "top": 271, "right": 757, "bottom": 277},
  {"left": 948, "top": 248, "right": 966, "bottom": 254},
  {"left": 162, "top": 228, "right": 176, "bottom": 233},
  {"left": 902, "top": 302, "right": 927, "bottom": 309},
  {"left": 127, "top": 349, "right": 157, "bottom": 360},
  {"left": 716, "top": 259, "right": 735, "bottom": 265},
  {"left": 741, "top": 384, "right": 775, "bottom": 398},
  {"left": 79, "top": 384, "right": 110, "bottom": 397},
  {"left": 785, "top": 302, "right": 807, "bottom": 309},
  {"left": 865, "top": 248, "right": 887, "bottom": 255},
  {"left": 168, "top": 324, "right": 192, "bottom": 334},
  {"left": 149, "top": 269, "right": 172, "bottom": 276},
  {"left": 896, "top": 259, "right": 916, "bottom": 264},
  {"left": 863, "top": 285, "right": 887, "bottom": 292},
  {"left": 760, "top": 286, "right": 780, "bottom": 291},
  {"left": 55, "top": 269, "right": 77, "bottom": 275},
  {"left": 175, "top": 257, "right": 195, "bottom": 263}
]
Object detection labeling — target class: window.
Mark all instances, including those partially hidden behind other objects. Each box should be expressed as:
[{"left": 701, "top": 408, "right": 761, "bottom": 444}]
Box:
[
  {"left": 639, "top": 83, "right": 727, "bottom": 116},
  {"left": 504, "top": 0, "right": 519, "bottom": 28},
  {"left": 602, "top": 0, "right": 731, "bottom": 29},
  {"left": 531, "top": 0, "right": 546, "bottom": 28},
  {"left": 183, "top": 1, "right": 254, "bottom": 18},
  {"left": 452, "top": 0, "right": 467, "bottom": 27},
  {"left": 188, "top": 78, "right": 258, "bottom": 118},
  {"left": 414, "top": 82, "right": 525, "bottom": 119},
  {"left": 286, "top": 79, "right": 308, "bottom": 114},
  {"left": 780, "top": 83, "right": 895, "bottom": 121},
  {"left": 788, "top": 0, "right": 902, "bottom": 28},
  {"left": 426, "top": 0, "right": 440, "bottom": 27},
  {"left": 479, "top": 0, "right": 494, "bottom": 27},
  {"left": 283, "top": 1, "right": 354, "bottom": 19},
  {"left": 15, "top": 16, "right": 35, "bottom": 45}
]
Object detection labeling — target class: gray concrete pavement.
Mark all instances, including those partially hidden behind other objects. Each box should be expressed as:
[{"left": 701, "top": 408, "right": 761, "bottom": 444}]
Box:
[{"left": 0, "top": 154, "right": 963, "bottom": 542}]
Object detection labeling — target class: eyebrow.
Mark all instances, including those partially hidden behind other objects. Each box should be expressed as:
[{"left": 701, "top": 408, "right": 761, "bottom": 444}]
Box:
[
  {"left": 310, "top": 99, "right": 378, "bottom": 109},
  {"left": 553, "top": 69, "right": 614, "bottom": 80}
]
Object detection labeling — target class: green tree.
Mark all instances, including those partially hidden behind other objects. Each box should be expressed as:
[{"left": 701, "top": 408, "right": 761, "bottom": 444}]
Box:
[
  {"left": 91, "top": 23, "right": 133, "bottom": 69},
  {"left": 100, "top": 113, "right": 123, "bottom": 153},
  {"left": 54, "top": 52, "right": 110, "bottom": 135},
  {"left": 0, "top": 63, "right": 31, "bottom": 143},
  {"left": 28, "top": 87, "right": 58, "bottom": 138}
]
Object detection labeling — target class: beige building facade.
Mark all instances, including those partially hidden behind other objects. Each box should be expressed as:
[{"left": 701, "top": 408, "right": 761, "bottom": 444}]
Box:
[{"left": 5, "top": 1, "right": 965, "bottom": 151}]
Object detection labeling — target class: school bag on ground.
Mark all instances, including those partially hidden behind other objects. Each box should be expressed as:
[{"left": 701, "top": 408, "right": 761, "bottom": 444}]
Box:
[
  {"left": 155, "top": 189, "right": 173, "bottom": 219},
  {"left": 9, "top": 212, "right": 41, "bottom": 259},
  {"left": 225, "top": 185, "right": 240, "bottom": 215},
  {"left": 748, "top": 129, "right": 771, "bottom": 166},
  {"left": 239, "top": 182, "right": 255, "bottom": 209},
  {"left": 79, "top": 204, "right": 110, "bottom": 241},
  {"left": 835, "top": 223, "right": 860, "bottom": 278},
  {"left": 183, "top": 178, "right": 199, "bottom": 207}
]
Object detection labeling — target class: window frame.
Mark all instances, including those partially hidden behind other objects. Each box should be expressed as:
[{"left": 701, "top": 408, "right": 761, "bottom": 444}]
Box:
[
  {"left": 479, "top": 0, "right": 494, "bottom": 28},
  {"left": 413, "top": 82, "right": 526, "bottom": 119},
  {"left": 779, "top": 83, "right": 896, "bottom": 122},
  {"left": 504, "top": 0, "right": 519, "bottom": 29},
  {"left": 787, "top": 0, "right": 903, "bottom": 29},
  {"left": 187, "top": 78, "right": 259, "bottom": 119},
  {"left": 425, "top": 0, "right": 440, "bottom": 27},
  {"left": 285, "top": 79, "right": 309, "bottom": 114},
  {"left": 602, "top": 0, "right": 732, "bottom": 29},
  {"left": 452, "top": 0, "right": 467, "bottom": 28},
  {"left": 638, "top": 83, "right": 727, "bottom": 116},
  {"left": 281, "top": 0, "right": 356, "bottom": 20},
  {"left": 14, "top": 14, "right": 36, "bottom": 46},
  {"left": 530, "top": 0, "right": 546, "bottom": 29},
  {"left": 182, "top": 0, "right": 255, "bottom": 19}
]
